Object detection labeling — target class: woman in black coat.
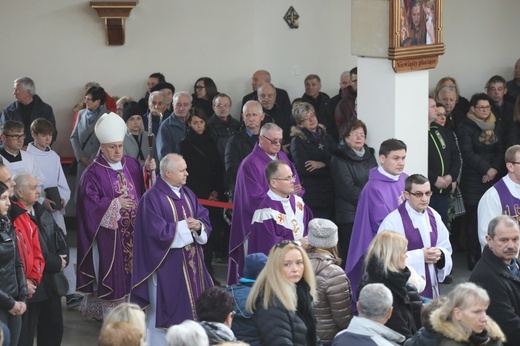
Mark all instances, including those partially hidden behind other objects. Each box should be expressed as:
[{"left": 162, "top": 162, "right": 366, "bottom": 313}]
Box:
[
  {"left": 178, "top": 107, "right": 226, "bottom": 281},
  {"left": 290, "top": 102, "right": 337, "bottom": 220},
  {"left": 329, "top": 119, "right": 377, "bottom": 265},
  {"left": 0, "top": 182, "right": 27, "bottom": 346},
  {"left": 246, "top": 241, "right": 321, "bottom": 346},
  {"left": 457, "top": 93, "right": 504, "bottom": 270},
  {"left": 359, "top": 231, "right": 423, "bottom": 340}
]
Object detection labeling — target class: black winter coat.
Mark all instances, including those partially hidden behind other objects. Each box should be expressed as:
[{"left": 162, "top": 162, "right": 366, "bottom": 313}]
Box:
[
  {"left": 290, "top": 125, "right": 336, "bottom": 209},
  {"left": 329, "top": 143, "right": 377, "bottom": 224},
  {"left": 31, "top": 202, "right": 70, "bottom": 302},
  {"left": 360, "top": 259, "right": 422, "bottom": 340},
  {"left": 469, "top": 245, "right": 520, "bottom": 344},
  {"left": 428, "top": 123, "right": 461, "bottom": 195},
  {"left": 225, "top": 126, "right": 258, "bottom": 193},
  {"left": 0, "top": 218, "right": 27, "bottom": 311},
  {"left": 457, "top": 116, "right": 504, "bottom": 206},
  {"left": 178, "top": 130, "right": 225, "bottom": 199},
  {"left": 254, "top": 293, "right": 321, "bottom": 346}
]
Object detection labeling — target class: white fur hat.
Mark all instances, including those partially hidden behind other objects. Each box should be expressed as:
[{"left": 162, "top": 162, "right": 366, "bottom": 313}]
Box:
[
  {"left": 95, "top": 112, "right": 127, "bottom": 144},
  {"left": 308, "top": 218, "right": 338, "bottom": 249}
]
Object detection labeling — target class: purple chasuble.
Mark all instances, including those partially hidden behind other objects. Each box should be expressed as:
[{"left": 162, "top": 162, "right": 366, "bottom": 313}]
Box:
[
  {"left": 227, "top": 143, "right": 304, "bottom": 284},
  {"left": 248, "top": 193, "right": 313, "bottom": 255},
  {"left": 76, "top": 153, "right": 145, "bottom": 300},
  {"left": 494, "top": 179, "right": 520, "bottom": 223},
  {"left": 131, "top": 176, "right": 213, "bottom": 328},
  {"left": 398, "top": 203, "right": 438, "bottom": 299},
  {"left": 345, "top": 167, "right": 407, "bottom": 303}
]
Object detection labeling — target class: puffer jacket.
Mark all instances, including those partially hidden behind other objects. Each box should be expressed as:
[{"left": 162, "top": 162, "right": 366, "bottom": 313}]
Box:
[
  {"left": 431, "top": 308, "right": 505, "bottom": 346},
  {"left": 329, "top": 143, "right": 377, "bottom": 224},
  {"left": 0, "top": 218, "right": 28, "bottom": 311},
  {"left": 308, "top": 250, "right": 353, "bottom": 343},
  {"left": 290, "top": 125, "right": 336, "bottom": 209},
  {"left": 254, "top": 295, "right": 313, "bottom": 346},
  {"left": 457, "top": 115, "right": 504, "bottom": 206}
]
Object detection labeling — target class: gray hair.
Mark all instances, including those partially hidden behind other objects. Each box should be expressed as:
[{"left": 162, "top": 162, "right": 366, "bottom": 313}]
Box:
[
  {"left": 292, "top": 102, "right": 316, "bottom": 124},
  {"left": 165, "top": 320, "right": 208, "bottom": 346},
  {"left": 13, "top": 172, "right": 36, "bottom": 195},
  {"left": 340, "top": 70, "right": 350, "bottom": 80},
  {"left": 14, "top": 77, "right": 36, "bottom": 96},
  {"left": 258, "top": 82, "right": 276, "bottom": 95},
  {"left": 488, "top": 215, "right": 519, "bottom": 239},
  {"left": 358, "top": 283, "right": 393, "bottom": 321},
  {"left": 438, "top": 86, "right": 457, "bottom": 99},
  {"left": 260, "top": 122, "right": 282, "bottom": 136},
  {"left": 173, "top": 91, "right": 192, "bottom": 104},
  {"left": 159, "top": 153, "right": 183, "bottom": 176},
  {"left": 148, "top": 91, "right": 166, "bottom": 103},
  {"left": 242, "top": 100, "right": 263, "bottom": 115}
]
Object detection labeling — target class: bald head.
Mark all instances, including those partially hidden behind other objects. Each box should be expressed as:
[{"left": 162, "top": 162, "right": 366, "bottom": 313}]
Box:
[{"left": 252, "top": 70, "right": 271, "bottom": 92}]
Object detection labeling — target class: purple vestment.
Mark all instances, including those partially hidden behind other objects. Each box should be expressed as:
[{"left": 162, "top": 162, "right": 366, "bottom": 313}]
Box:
[
  {"left": 76, "top": 154, "right": 145, "bottom": 305},
  {"left": 131, "top": 176, "right": 213, "bottom": 328},
  {"left": 398, "top": 203, "right": 438, "bottom": 299},
  {"left": 248, "top": 193, "right": 313, "bottom": 255},
  {"left": 345, "top": 167, "right": 407, "bottom": 303},
  {"left": 227, "top": 143, "right": 304, "bottom": 284},
  {"left": 495, "top": 179, "right": 520, "bottom": 220}
]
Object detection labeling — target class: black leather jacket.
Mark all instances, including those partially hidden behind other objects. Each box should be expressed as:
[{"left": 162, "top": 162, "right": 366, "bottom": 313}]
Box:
[{"left": 0, "top": 217, "right": 28, "bottom": 311}]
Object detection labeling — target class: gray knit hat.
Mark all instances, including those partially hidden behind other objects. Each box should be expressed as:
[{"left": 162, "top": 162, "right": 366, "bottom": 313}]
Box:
[{"left": 308, "top": 218, "right": 338, "bottom": 249}]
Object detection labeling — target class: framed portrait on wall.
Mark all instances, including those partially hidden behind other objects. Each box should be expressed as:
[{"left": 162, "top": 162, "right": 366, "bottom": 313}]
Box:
[{"left": 388, "top": 0, "right": 445, "bottom": 72}]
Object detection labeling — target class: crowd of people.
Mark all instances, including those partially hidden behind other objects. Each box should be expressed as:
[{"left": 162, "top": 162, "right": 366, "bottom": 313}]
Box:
[{"left": 0, "top": 57, "right": 518, "bottom": 345}]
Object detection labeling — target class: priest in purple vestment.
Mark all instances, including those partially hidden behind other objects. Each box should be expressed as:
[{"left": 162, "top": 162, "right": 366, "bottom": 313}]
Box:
[
  {"left": 378, "top": 174, "right": 452, "bottom": 299},
  {"left": 227, "top": 123, "right": 304, "bottom": 285},
  {"left": 345, "top": 138, "right": 408, "bottom": 304},
  {"left": 76, "top": 112, "right": 155, "bottom": 320},
  {"left": 131, "top": 153, "right": 213, "bottom": 346},
  {"left": 248, "top": 160, "right": 313, "bottom": 255}
]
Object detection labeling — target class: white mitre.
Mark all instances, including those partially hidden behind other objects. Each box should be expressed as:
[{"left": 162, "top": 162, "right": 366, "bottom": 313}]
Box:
[{"left": 95, "top": 112, "right": 127, "bottom": 144}]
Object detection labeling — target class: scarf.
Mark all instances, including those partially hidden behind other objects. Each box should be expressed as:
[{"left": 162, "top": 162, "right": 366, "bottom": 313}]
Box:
[
  {"left": 296, "top": 280, "right": 318, "bottom": 346},
  {"left": 468, "top": 329, "right": 490, "bottom": 345},
  {"left": 199, "top": 321, "right": 236, "bottom": 344},
  {"left": 365, "top": 257, "right": 411, "bottom": 300},
  {"left": 300, "top": 126, "right": 325, "bottom": 144},
  {"left": 466, "top": 111, "right": 498, "bottom": 145}
]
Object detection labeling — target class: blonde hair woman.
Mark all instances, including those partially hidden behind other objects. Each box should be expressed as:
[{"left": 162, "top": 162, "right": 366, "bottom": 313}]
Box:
[
  {"left": 102, "top": 303, "right": 146, "bottom": 345},
  {"left": 431, "top": 282, "right": 505, "bottom": 345},
  {"left": 361, "top": 231, "right": 423, "bottom": 339},
  {"left": 246, "top": 241, "right": 319, "bottom": 346}
]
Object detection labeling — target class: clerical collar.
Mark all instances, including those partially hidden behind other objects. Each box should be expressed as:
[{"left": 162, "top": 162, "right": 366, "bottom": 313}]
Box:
[
  {"left": 0, "top": 148, "right": 21, "bottom": 163},
  {"left": 102, "top": 155, "right": 123, "bottom": 171},
  {"left": 378, "top": 165, "right": 400, "bottom": 181},
  {"left": 406, "top": 201, "right": 426, "bottom": 215},
  {"left": 268, "top": 189, "right": 289, "bottom": 201},
  {"left": 164, "top": 181, "right": 182, "bottom": 198}
]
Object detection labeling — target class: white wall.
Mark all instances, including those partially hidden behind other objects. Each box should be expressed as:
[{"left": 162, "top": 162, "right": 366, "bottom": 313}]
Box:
[{"left": 0, "top": 0, "right": 518, "bottom": 157}]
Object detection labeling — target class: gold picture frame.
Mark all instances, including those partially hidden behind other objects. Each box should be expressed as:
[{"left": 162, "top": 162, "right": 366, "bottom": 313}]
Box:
[{"left": 388, "top": 0, "right": 445, "bottom": 72}]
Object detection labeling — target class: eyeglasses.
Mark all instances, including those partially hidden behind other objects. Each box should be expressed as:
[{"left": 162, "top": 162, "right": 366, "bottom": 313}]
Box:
[
  {"left": 349, "top": 132, "right": 365, "bottom": 138},
  {"left": 195, "top": 85, "right": 205, "bottom": 90},
  {"left": 4, "top": 134, "right": 26, "bottom": 140},
  {"left": 275, "top": 240, "right": 299, "bottom": 248},
  {"left": 84, "top": 97, "right": 94, "bottom": 102},
  {"left": 509, "top": 161, "right": 520, "bottom": 165},
  {"left": 215, "top": 103, "right": 231, "bottom": 108},
  {"left": 408, "top": 190, "right": 433, "bottom": 198},
  {"left": 301, "top": 113, "right": 317, "bottom": 122},
  {"left": 272, "top": 175, "right": 296, "bottom": 182},
  {"left": 261, "top": 135, "right": 282, "bottom": 145},
  {"left": 475, "top": 105, "right": 491, "bottom": 111}
]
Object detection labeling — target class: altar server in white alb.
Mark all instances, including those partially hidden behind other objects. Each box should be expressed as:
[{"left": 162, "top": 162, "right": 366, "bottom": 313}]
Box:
[{"left": 378, "top": 174, "right": 452, "bottom": 299}]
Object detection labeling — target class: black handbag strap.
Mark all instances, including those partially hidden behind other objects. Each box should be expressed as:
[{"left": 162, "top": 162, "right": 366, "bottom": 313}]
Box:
[{"left": 81, "top": 130, "right": 95, "bottom": 151}]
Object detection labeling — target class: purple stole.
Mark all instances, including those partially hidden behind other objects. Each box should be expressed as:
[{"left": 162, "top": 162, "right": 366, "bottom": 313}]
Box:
[
  {"left": 398, "top": 203, "right": 438, "bottom": 299},
  {"left": 495, "top": 179, "right": 520, "bottom": 223}
]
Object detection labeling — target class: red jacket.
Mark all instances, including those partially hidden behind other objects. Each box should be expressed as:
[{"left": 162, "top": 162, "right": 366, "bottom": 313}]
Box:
[{"left": 10, "top": 201, "right": 44, "bottom": 285}]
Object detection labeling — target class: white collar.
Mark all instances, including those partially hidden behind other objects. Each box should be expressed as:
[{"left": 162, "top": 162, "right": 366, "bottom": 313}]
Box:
[{"left": 378, "top": 165, "right": 401, "bottom": 181}]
